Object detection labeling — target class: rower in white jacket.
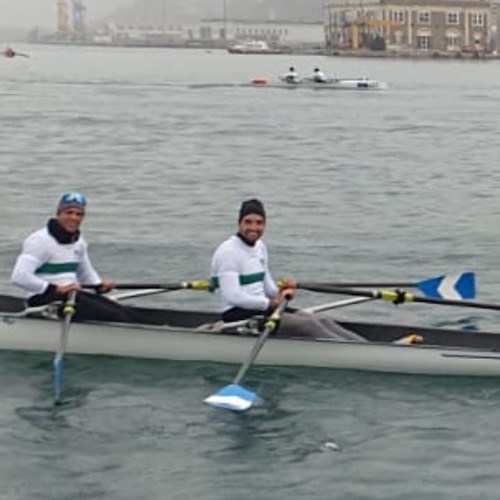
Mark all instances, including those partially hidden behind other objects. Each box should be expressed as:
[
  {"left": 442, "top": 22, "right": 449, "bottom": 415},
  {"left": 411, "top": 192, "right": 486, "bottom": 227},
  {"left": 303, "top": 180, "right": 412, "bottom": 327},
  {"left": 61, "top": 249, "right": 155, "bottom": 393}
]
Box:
[
  {"left": 11, "top": 192, "right": 120, "bottom": 321},
  {"left": 311, "top": 67, "right": 327, "bottom": 83},
  {"left": 210, "top": 199, "right": 366, "bottom": 341},
  {"left": 282, "top": 66, "right": 300, "bottom": 84}
]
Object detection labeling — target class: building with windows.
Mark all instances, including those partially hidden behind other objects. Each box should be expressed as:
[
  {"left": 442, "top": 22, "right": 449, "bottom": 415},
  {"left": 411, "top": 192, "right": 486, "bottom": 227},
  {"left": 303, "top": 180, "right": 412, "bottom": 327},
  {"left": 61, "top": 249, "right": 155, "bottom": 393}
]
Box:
[{"left": 325, "top": 0, "right": 491, "bottom": 53}]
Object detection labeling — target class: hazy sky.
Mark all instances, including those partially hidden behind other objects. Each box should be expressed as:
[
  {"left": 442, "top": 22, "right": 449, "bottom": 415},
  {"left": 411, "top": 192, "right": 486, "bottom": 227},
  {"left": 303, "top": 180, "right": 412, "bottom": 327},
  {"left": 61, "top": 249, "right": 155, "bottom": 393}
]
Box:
[{"left": 1, "top": 0, "right": 130, "bottom": 30}]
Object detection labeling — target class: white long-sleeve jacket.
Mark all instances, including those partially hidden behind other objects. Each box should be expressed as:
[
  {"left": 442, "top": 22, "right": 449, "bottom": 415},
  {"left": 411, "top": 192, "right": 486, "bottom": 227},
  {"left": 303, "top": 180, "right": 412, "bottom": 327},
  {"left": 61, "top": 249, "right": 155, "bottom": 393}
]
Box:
[
  {"left": 210, "top": 235, "right": 279, "bottom": 313},
  {"left": 11, "top": 226, "right": 101, "bottom": 297}
]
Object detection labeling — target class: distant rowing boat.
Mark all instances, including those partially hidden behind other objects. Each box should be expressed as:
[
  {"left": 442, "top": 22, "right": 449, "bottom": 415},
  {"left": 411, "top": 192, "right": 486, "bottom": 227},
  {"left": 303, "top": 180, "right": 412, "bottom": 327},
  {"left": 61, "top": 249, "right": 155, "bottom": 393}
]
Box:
[
  {"left": 2, "top": 293, "right": 500, "bottom": 377},
  {"left": 251, "top": 76, "right": 385, "bottom": 90},
  {"left": 2, "top": 47, "right": 30, "bottom": 58}
]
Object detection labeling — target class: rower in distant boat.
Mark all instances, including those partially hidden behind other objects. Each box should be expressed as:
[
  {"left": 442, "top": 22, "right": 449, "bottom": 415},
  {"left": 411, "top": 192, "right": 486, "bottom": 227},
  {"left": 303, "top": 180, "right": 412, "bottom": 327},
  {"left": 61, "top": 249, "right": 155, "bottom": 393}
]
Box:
[
  {"left": 3, "top": 46, "right": 29, "bottom": 58},
  {"left": 210, "top": 198, "right": 366, "bottom": 341},
  {"left": 3, "top": 47, "right": 15, "bottom": 58},
  {"left": 311, "top": 67, "right": 327, "bottom": 83},
  {"left": 282, "top": 66, "right": 300, "bottom": 84}
]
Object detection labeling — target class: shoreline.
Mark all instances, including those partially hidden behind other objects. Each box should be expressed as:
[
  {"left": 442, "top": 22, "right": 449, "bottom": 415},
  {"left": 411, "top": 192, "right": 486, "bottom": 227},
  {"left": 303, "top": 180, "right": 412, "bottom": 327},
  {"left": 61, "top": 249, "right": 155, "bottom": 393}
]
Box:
[{"left": 28, "top": 39, "right": 499, "bottom": 60}]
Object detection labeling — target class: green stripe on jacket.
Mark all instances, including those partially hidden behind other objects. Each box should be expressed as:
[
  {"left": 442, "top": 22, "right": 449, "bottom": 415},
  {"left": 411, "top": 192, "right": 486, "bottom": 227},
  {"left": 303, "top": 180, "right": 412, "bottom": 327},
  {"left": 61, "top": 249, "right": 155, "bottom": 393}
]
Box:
[
  {"left": 35, "top": 262, "right": 78, "bottom": 274},
  {"left": 210, "top": 272, "right": 265, "bottom": 290}
]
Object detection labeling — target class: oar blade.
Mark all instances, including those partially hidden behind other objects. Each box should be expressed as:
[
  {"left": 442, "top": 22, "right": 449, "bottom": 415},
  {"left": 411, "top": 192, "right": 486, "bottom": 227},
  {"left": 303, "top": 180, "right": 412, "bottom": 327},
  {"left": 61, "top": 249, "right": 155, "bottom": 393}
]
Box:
[
  {"left": 204, "top": 297, "right": 290, "bottom": 412},
  {"left": 455, "top": 272, "right": 475, "bottom": 299},
  {"left": 204, "top": 383, "right": 257, "bottom": 412},
  {"left": 418, "top": 272, "right": 475, "bottom": 300}
]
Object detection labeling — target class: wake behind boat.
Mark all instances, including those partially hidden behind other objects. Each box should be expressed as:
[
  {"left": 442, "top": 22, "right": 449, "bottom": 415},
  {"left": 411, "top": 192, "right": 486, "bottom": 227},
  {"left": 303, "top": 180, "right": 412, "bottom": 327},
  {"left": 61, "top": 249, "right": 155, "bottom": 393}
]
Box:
[{"left": 2, "top": 292, "right": 500, "bottom": 377}]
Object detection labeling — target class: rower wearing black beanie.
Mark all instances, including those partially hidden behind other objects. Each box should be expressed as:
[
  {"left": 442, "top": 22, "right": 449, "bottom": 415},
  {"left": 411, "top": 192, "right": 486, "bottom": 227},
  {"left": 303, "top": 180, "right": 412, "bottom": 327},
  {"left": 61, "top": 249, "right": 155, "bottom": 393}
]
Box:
[
  {"left": 238, "top": 198, "right": 266, "bottom": 223},
  {"left": 210, "top": 199, "right": 367, "bottom": 341}
]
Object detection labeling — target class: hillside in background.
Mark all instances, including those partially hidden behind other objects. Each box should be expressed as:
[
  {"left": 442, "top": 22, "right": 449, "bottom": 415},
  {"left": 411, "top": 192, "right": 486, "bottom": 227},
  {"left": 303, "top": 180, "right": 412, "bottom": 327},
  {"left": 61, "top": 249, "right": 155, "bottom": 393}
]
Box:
[{"left": 99, "top": 0, "right": 325, "bottom": 27}]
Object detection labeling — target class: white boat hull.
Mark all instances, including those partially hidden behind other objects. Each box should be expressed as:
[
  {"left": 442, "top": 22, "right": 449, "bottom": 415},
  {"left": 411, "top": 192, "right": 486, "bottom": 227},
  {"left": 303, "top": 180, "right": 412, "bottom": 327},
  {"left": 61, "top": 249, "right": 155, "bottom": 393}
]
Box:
[
  {"left": 254, "top": 78, "right": 385, "bottom": 90},
  {"left": 3, "top": 315, "right": 500, "bottom": 377}
]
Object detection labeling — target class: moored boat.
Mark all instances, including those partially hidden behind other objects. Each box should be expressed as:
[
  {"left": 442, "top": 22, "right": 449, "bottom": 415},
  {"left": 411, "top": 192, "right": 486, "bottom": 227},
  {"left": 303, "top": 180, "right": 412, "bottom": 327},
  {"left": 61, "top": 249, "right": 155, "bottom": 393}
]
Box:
[
  {"left": 2, "top": 293, "right": 500, "bottom": 377},
  {"left": 228, "top": 40, "right": 283, "bottom": 55}
]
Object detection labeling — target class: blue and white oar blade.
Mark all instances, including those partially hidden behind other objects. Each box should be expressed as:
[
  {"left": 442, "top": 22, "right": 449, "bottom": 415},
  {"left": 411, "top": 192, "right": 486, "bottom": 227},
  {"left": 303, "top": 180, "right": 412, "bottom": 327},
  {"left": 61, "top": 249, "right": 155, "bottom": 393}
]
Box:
[
  {"left": 204, "top": 383, "right": 256, "bottom": 412},
  {"left": 418, "top": 272, "right": 475, "bottom": 300}
]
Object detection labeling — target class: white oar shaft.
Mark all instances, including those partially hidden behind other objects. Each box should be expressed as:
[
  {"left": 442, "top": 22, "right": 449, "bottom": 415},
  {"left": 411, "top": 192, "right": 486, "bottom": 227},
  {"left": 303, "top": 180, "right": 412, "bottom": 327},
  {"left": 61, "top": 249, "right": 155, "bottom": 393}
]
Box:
[
  {"left": 208, "top": 297, "right": 374, "bottom": 332},
  {"left": 109, "top": 289, "right": 166, "bottom": 301},
  {"left": 305, "top": 297, "right": 375, "bottom": 313},
  {"left": 54, "top": 291, "right": 77, "bottom": 403}
]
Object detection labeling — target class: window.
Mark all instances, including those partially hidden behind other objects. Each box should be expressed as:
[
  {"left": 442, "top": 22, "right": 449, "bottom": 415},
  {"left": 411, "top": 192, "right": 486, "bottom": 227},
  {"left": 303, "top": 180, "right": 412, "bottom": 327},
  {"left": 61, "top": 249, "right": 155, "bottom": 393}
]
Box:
[
  {"left": 447, "top": 12, "right": 459, "bottom": 25},
  {"left": 445, "top": 36, "right": 458, "bottom": 47},
  {"left": 390, "top": 10, "right": 405, "bottom": 22},
  {"left": 418, "top": 11, "right": 430, "bottom": 24},
  {"left": 416, "top": 35, "right": 430, "bottom": 49},
  {"left": 471, "top": 13, "right": 484, "bottom": 26}
]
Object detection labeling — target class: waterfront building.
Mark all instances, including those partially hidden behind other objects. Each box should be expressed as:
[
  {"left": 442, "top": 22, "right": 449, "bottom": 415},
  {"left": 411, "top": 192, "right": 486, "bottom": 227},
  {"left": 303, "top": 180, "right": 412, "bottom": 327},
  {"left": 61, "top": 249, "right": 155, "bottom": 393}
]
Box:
[{"left": 325, "top": 0, "right": 492, "bottom": 54}]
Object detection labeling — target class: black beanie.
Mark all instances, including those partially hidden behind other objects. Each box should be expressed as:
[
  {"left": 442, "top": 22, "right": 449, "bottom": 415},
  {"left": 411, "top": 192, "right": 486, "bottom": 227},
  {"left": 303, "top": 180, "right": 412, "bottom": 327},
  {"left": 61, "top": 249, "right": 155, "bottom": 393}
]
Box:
[{"left": 238, "top": 198, "right": 266, "bottom": 222}]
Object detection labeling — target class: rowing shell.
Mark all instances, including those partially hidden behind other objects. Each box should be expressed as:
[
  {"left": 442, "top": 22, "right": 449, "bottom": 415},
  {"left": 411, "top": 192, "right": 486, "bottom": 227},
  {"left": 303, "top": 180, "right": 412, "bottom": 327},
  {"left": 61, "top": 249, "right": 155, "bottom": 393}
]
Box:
[
  {"left": 2, "top": 294, "right": 500, "bottom": 376},
  {"left": 251, "top": 77, "right": 386, "bottom": 90}
]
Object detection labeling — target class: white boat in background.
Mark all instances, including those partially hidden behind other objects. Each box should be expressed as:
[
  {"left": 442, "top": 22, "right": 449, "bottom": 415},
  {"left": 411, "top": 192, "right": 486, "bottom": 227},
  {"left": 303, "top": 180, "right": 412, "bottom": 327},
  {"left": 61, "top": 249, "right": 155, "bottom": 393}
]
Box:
[
  {"left": 228, "top": 40, "right": 284, "bottom": 54},
  {"left": 251, "top": 76, "right": 385, "bottom": 90},
  {"left": 2, "top": 293, "right": 500, "bottom": 377}
]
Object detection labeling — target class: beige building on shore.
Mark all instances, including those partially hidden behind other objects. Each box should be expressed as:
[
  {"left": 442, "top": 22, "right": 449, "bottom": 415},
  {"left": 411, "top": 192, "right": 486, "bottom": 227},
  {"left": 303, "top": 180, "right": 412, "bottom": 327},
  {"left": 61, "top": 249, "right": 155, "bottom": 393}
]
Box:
[{"left": 325, "top": 0, "right": 492, "bottom": 54}]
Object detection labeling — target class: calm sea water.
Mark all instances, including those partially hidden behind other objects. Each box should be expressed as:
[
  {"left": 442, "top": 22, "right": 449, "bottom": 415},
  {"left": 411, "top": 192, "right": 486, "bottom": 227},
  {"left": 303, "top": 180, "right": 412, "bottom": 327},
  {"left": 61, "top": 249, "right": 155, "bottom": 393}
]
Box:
[{"left": 1, "top": 43, "right": 500, "bottom": 499}]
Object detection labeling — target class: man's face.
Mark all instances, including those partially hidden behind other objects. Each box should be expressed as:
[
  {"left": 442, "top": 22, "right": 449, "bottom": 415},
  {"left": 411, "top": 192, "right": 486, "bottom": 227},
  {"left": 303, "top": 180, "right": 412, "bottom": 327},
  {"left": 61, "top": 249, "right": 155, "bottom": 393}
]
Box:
[
  {"left": 238, "top": 213, "right": 265, "bottom": 244},
  {"left": 57, "top": 208, "right": 84, "bottom": 233}
]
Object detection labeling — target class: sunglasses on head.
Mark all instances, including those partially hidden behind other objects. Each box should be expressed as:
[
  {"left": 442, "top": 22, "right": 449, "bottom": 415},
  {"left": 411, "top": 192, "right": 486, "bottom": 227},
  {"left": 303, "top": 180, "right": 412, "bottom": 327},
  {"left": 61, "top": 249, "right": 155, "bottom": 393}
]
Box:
[{"left": 59, "top": 192, "right": 87, "bottom": 206}]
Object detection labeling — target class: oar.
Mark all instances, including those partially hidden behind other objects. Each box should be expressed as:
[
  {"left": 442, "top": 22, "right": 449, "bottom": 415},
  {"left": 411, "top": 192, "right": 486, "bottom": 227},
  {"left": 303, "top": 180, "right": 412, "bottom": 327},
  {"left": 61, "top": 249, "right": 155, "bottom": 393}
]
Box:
[
  {"left": 53, "top": 291, "right": 77, "bottom": 403},
  {"left": 208, "top": 296, "right": 376, "bottom": 332},
  {"left": 109, "top": 272, "right": 474, "bottom": 301},
  {"left": 204, "top": 296, "right": 291, "bottom": 412},
  {"left": 97, "top": 280, "right": 211, "bottom": 302},
  {"left": 305, "top": 296, "right": 375, "bottom": 313},
  {"left": 300, "top": 285, "right": 500, "bottom": 312},
  {"left": 110, "top": 289, "right": 175, "bottom": 302},
  {"left": 297, "top": 271, "right": 475, "bottom": 300},
  {"left": 87, "top": 280, "right": 211, "bottom": 291}
]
